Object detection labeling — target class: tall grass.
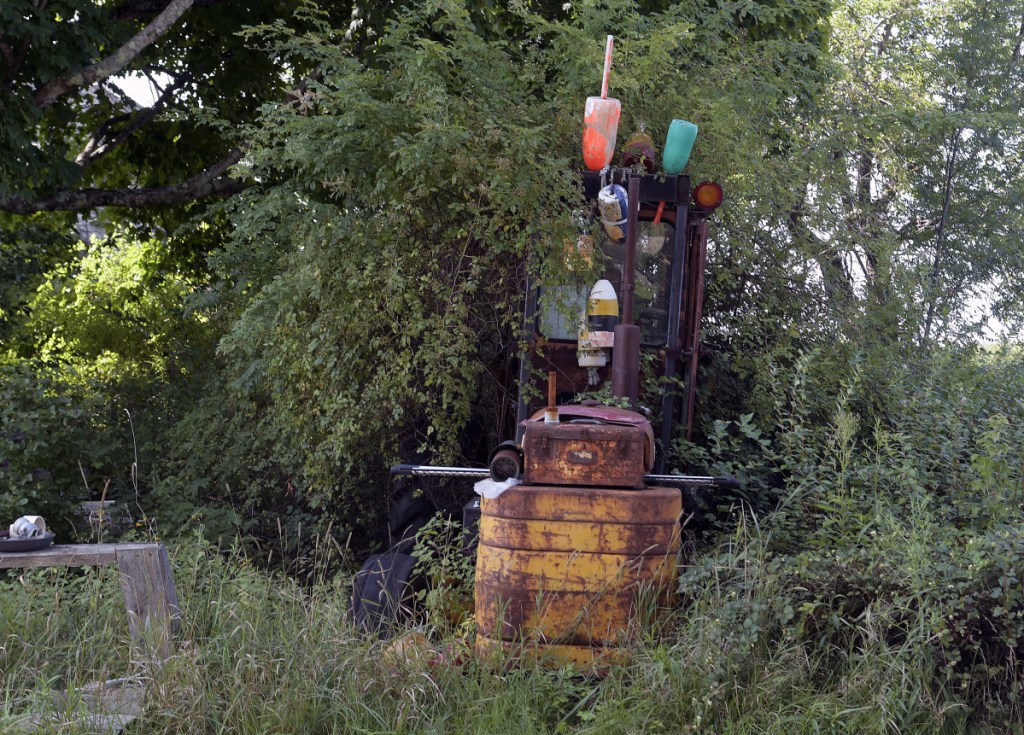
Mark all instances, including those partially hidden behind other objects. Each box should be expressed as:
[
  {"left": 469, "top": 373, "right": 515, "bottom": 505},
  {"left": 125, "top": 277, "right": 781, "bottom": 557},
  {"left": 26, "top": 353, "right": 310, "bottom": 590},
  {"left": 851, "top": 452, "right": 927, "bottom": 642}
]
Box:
[
  {"left": 3, "top": 347, "right": 1024, "bottom": 733},
  {"left": 0, "top": 525, "right": 1014, "bottom": 735}
]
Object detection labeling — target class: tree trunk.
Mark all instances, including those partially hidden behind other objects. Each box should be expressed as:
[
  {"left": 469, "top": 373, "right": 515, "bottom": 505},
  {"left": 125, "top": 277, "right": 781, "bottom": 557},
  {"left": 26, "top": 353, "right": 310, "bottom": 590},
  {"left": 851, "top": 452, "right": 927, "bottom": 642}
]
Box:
[{"left": 921, "top": 131, "right": 961, "bottom": 344}]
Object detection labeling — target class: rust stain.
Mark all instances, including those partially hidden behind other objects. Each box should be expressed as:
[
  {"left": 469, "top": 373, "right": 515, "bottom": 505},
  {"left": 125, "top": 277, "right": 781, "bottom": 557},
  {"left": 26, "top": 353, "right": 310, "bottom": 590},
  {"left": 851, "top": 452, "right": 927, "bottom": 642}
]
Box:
[
  {"left": 483, "top": 484, "right": 681, "bottom": 524},
  {"left": 523, "top": 422, "right": 646, "bottom": 488},
  {"left": 475, "top": 635, "right": 631, "bottom": 674},
  {"left": 475, "top": 584, "right": 672, "bottom": 646},
  {"left": 476, "top": 484, "right": 681, "bottom": 657},
  {"left": 480, "top": 516, "right": 678, "bottom": 554}
]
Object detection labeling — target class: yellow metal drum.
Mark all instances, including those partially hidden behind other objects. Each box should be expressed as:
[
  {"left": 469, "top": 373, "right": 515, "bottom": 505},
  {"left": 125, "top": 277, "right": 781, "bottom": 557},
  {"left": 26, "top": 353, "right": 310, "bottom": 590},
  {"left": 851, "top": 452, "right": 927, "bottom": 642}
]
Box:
[
  {"left": 474, "top": 484, "right": 681, "bottom": 666},
  {"left": 475, "top": 636, "right": 631, "bottom": 672}
]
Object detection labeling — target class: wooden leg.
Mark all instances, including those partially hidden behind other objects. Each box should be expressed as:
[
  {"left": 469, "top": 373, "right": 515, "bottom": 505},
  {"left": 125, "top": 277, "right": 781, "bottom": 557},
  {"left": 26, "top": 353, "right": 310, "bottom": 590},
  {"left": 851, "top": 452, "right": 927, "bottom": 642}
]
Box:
[{"left": 115, "top": 544, "right": 180, "bottom": 663}]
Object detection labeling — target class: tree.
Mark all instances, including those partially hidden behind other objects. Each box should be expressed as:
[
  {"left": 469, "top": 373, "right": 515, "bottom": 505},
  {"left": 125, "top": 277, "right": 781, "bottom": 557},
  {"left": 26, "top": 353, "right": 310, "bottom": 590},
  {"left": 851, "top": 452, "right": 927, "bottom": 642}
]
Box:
[
  {"left": 0, "top": 0, "right": 837, "bottom": 550},
  {"left": 786, "top": 0, "right": 1024, "bottom": 345},
  {"left": 0, "top": 0, "right": 304, "bottom": 215},
  {"left": 0, "top": 0, "right": 833, "bottom": 218}
]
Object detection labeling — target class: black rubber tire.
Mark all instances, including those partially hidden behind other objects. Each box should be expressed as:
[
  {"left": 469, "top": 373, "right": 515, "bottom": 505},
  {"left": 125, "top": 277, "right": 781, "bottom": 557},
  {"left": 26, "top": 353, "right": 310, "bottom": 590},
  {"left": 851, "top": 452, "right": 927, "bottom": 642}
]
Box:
[
  {"left": 350, "top": 551, "right": 422, "bottom": 636},
  {"left": 390, "top": 513, "right": 434, "bottom": 556},
  {"left": 388, "top": 487, "right": 436, "bottom": 537}
]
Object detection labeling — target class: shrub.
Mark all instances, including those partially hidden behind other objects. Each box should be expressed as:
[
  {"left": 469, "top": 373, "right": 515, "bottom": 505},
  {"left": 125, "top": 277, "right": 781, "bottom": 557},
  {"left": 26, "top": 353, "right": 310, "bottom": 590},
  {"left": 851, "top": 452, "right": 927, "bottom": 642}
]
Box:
[{"left": 0, "top": 364, "right": 127, "bottom": 532}]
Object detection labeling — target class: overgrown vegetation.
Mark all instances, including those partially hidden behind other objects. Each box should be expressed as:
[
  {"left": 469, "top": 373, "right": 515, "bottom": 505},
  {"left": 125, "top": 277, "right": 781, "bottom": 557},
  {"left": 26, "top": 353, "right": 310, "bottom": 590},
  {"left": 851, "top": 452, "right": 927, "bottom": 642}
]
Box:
[
  {"left": 5, "top": 381, "right": 1024, "bottom": 735},
  {"left": 674, "top": 345, "right": 1024, "bottom": 726},
  {"left": 2, "top": 0, "right": 1024, "bottom": 731}
]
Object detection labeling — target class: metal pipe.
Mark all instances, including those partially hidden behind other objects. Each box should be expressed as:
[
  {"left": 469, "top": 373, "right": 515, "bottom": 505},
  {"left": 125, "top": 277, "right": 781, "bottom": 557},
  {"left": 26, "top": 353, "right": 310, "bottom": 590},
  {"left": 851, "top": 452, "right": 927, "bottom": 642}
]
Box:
[
  {"left": 514, "top": 275, "right": 538, "bottom": 444},
  {"left": 545, "top": 371, "right": 558, "bottom": 423},
  {"left": 658, "top": 193, "right": 691, "bottom": 473},
  {"left": 389, "top": 464, "right": 740, "bottom": 490},
  {"left": 684, "top": 219, "right": 709, "bottom": 439},
  {"left": 611, "top": 323, "right": 640, "bottom": 401},
  {"left": 620, "top": 175, "right": 641, "bottom": 324},
  {"left": 612, "top": 175, "right": 642, "bottom": 403}
]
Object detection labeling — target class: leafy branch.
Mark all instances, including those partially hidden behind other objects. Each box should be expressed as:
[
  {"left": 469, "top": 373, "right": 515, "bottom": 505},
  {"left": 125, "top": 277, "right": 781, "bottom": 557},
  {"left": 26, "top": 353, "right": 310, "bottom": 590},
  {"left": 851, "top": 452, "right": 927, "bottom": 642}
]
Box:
[{"left": 33, "top": 0, "right": 195, "bottom": 109}]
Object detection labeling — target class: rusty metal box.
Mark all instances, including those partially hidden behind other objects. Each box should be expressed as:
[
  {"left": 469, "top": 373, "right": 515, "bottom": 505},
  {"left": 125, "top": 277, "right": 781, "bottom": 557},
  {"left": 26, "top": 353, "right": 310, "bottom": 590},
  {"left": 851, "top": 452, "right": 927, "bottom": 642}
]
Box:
[{"left": 522, "top": 420, "right": 648, "bottom": 489}]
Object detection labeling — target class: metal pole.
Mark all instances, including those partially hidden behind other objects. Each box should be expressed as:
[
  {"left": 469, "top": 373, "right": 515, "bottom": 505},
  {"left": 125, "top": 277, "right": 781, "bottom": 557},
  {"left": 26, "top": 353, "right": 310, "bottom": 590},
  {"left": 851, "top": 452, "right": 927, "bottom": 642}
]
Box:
[
  {"left": 389, "top": 464, "right": 740, "bottom": 489},
  {"left": 612, "top": 175, "right": 642, "bottom": 402}
]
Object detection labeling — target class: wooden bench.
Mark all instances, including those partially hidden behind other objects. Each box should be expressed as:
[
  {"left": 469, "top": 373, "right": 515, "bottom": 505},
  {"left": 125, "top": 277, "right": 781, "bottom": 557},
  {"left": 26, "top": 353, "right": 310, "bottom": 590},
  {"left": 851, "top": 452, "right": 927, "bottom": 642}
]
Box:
[{"left": 0, "top": 543, "right": 180, "bottom": 662}]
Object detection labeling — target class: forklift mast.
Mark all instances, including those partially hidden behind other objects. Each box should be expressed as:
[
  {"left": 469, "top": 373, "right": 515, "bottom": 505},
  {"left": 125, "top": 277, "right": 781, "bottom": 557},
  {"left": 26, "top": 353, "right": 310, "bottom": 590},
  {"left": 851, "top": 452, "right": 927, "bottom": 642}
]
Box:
[{"left": 515, "top": 169, "right": 720, "bottom": 469}]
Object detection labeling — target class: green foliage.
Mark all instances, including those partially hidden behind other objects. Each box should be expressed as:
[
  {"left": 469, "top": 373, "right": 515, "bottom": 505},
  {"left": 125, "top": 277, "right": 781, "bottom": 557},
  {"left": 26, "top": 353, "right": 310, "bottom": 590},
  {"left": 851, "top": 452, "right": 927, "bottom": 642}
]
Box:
[
  {"left": 2, "top": 523, "right": 1019, "bottom": 734},
  {"left": 0, "top": 564, "right": 131, "bottom": 686},
  {"left": 0, "top": 215, "right": 78, "bottom": 346},
  {"left": 412, "top": 513, "right": 476, "bottom": 630},
  {"left": 0, "top": 0, "right": 293, "bottom": 207},
  {"left": 0, "top": 231, "right": 214, "bottom": 530},
  {"left": 2, "top": 2, "right": 1023, "bottom": 725},
  {"left": 23, "top": 234, "right": 211, "bottom": 382},
  {"left": 153, "top": 0, "right": 834, "bottom": 555},
  {"left": 688, "top": 0, "right": 1024, "bottom": 468},
  {"left": 669, "top": 345, "right": 1024, "bottom": 724},
  {"left": 676, "top": 411, "right": 780, "bottom": 527},
  {"left": 788, "top": 0, "right": 1024, "bottom": 342},
  {"left": 0, "top": 364, "right": 122, "bottom": 531}
]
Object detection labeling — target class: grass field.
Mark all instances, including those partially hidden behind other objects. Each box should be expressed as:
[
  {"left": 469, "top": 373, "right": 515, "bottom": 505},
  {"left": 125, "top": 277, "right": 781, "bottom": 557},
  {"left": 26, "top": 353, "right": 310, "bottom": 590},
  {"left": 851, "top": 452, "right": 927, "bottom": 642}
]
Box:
[{"left": 2, "top": 524, "right": 1015, "bottom": 735}]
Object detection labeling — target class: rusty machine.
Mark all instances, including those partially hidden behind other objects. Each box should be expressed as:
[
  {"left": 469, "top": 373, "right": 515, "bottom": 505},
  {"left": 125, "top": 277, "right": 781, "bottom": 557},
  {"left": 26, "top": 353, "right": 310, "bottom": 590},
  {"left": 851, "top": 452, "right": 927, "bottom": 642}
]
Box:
[{"left": 352, "top": 168, "right": 738, "bottom": 666}]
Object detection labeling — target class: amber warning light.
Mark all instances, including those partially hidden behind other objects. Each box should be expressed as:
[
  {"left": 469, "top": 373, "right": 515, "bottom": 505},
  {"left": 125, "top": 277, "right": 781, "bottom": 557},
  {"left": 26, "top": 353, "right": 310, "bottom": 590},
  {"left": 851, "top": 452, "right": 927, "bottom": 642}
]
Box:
[{"left": 693, "top": 181, "right": 724, "bottom": 211}]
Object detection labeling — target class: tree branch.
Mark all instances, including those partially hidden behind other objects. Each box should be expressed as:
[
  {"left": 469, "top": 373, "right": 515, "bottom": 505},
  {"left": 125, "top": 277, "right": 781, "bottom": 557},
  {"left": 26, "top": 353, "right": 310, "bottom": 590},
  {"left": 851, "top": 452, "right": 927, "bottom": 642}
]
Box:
[
  {"left": 76, "top": 112, "right": 133, "bottom": 165},
  {"left": 0, "top": 147, "right": 245, "bottom": 214},
  {"left": 921, "top": 131, "right": 962, "bottom": 344},
  {"left": 786, "top": 187, "right": 855, "bottom": 304},
  {"left": 76, "top": 72, "right": 192, "bottom": 167},
  {"left": 34, "top": 0, "right": 195, "bottom": 109}
]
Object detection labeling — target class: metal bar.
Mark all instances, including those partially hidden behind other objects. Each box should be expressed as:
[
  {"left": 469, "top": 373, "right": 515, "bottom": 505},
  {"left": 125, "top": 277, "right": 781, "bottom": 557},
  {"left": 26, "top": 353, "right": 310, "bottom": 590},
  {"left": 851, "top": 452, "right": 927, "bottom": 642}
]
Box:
[
  {"left": 581, "top": 170, "right": 679, "bottom": 201},
  {"left": 390, "top": 464, "right": 739, "bottom": 490},
  {"left": 515, "top": 274, "right": 539, "bottom": 444},
  {"left": 658, "top": 196, "right": 691, "bottom": 472},
  {"left": 621, "top": 175, "right": 641, "bottom": 324},
  {"left": 612, "top": 175, "right": 642, "bottom": 403},
  {"left": 391, "top": 465, "right": 489, "bottom": 479},
  {"left": 684, "top": 219, "right": 710, "bottom": 439},
  {"left": 646, "top": 473, "right": 740, "bottom": 490}
]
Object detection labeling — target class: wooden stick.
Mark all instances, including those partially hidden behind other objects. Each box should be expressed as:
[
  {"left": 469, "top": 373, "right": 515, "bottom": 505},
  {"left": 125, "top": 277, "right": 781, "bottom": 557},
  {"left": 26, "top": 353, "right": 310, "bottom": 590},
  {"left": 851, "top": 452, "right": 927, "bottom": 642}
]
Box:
[{"left": 601, "top": 35, "right": 613, "bottom": 98}]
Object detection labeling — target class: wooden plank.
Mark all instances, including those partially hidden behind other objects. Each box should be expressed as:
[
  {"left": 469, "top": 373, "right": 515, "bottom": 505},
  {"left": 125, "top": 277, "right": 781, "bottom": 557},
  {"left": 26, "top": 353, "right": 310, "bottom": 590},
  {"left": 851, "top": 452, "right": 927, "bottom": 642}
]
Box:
[
  {"left": 0, "top": 543, "right": 172, "bottom": 569},
  {"left": 0, "top": 544, "right": 120, "bottom": 568},
  {"left": 1, "top": 542, "right": 180, "bottom": 663},
  {"left": 115, "top": 544, "right": 180, "bottom": 662}
]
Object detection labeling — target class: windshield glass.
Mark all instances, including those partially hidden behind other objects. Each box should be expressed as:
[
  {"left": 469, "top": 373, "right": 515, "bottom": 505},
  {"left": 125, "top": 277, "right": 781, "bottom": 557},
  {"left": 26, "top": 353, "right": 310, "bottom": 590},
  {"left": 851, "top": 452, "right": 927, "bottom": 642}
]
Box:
[{"left": 538, "top": 220, "right": 674, "bottom": 347}]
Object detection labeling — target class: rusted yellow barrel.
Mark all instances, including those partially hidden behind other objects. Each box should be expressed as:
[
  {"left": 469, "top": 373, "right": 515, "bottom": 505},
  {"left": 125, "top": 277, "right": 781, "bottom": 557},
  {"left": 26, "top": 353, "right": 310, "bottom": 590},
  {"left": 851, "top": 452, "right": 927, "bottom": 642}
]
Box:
[{"left": 474, "top": 484, "right": 681, "bottom": 667}]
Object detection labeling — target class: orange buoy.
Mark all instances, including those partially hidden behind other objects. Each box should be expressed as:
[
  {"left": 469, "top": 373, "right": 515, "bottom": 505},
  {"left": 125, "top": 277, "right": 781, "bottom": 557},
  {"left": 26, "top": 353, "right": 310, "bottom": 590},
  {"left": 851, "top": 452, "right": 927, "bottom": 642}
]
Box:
[{"left": 582, "top": 36, "right": 621, "bottom": 171}]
